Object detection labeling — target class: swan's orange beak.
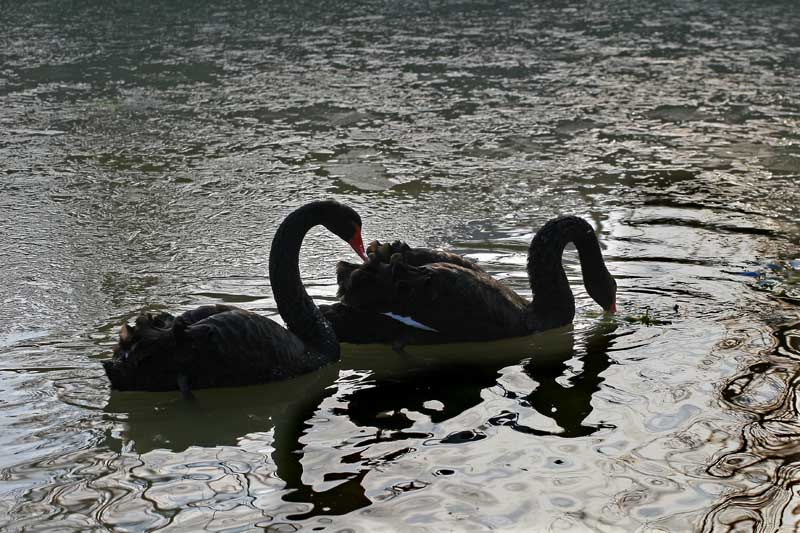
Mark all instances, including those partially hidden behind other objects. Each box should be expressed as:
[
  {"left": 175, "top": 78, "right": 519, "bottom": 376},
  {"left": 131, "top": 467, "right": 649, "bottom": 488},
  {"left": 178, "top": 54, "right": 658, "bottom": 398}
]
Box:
[{"left": 348, "top": 226, "right": 368, "bottom": 262}]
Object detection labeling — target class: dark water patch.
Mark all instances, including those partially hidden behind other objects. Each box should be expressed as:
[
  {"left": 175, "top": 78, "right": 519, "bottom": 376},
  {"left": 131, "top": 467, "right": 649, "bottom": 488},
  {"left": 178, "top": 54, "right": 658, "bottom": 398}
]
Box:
[
  {"left": 555, "top": 118, "right": 601, "bottom": 136},
  {"left": 645, "top": 104, "right": 713, "bottom": 123},
  {"left": 716, "top": 104, "right": 767, "bottom": 125},
  {"left": 760, "top": 153, "right": 800, "bottom": 175},
  {"left": 354, "top": 432, "right": 432, "bottom": 447},
  {"left": 225, "top": 104, "right": 382, "bottom": 130},
  {"left": 624, "top": 217, "right": 776, "bottom": 237},
  {"left": 642, "top": 198, "right": 768, "bottom": 218},
  {"left": 438, "top": 430, "right": 487, "bottom": 445},
  {"left": 611, "top": 256, "right": 720, "bottom": 267},
  {"left": 191, "top": 291, "right": 267, "bottom": 303}
]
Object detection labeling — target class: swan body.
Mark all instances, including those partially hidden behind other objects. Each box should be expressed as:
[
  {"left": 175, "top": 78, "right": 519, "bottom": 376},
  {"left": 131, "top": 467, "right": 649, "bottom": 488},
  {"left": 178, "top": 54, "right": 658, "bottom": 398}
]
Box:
[
  {"left": 330, "top": 216, "right": 616, "bottom": 346},
  {"left": 103, "top": 305, "right": 329, "bottom": 391},
  {"left": 103, "top": 200, "right": 367, "bottom": 393}
]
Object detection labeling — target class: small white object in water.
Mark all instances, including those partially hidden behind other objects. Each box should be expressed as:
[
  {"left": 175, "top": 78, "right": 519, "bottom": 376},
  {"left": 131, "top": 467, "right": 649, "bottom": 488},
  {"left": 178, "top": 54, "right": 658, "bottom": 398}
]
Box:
[{"left": 382, "top": 312, "right": 439, "bottom": 332}]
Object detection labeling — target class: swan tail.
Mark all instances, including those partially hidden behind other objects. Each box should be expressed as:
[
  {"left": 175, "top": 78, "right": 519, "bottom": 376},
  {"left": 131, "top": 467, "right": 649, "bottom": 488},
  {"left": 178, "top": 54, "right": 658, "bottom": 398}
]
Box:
[
  {"left": 366, "top": 239, "right": 484, "bottom": 272},
  {"left": 103, "top": 311, "right": 181, "bottom": 391},
  {"left": 103, "top": 305, "right": 242, "bottom": 391}
]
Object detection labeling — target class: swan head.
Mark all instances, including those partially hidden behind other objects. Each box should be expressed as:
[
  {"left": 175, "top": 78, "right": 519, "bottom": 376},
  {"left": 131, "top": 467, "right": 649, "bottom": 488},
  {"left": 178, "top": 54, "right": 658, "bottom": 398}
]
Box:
[
  {"left": 585, "top": 270, "right": 617, "bottom": 314},
  {"left": 318, "top": 200, "right": 368, "bottom": 261}
]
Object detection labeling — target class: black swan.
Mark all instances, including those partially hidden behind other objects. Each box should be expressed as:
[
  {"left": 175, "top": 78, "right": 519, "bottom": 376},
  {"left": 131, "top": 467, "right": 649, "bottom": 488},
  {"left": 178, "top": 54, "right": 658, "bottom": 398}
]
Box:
[
  {"left": 327, "top": 215, "right": 616, "bottom": 346},
  {"left": 102, "top": 200, "right": 368, "bottom": 394}
]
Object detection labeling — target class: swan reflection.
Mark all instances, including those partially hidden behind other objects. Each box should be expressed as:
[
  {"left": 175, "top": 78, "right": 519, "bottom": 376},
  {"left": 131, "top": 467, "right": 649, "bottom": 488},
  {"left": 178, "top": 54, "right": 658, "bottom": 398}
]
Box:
[{"left": 104, "top": 320, "right": 622, "bottom": 519}]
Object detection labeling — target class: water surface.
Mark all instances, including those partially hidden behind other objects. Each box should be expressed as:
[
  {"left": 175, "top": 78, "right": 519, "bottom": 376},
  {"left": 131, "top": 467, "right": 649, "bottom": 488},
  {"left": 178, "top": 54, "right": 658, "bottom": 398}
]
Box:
[{"left": 1, "top": 1, "right": 799, "bottom": 530}]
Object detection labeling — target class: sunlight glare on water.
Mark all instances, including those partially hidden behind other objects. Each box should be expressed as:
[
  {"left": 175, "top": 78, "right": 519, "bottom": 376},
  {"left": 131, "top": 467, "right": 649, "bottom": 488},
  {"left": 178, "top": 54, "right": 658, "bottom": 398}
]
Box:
[{"left": 1, "top": 1, "right": 799, "bottom": 531}]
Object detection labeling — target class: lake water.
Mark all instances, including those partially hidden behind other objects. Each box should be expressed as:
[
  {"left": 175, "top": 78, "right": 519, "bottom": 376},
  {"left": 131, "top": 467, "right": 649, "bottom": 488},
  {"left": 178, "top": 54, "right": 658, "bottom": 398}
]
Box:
[{"left": 1, "top": 1, "right": 799, "bottom": 531}]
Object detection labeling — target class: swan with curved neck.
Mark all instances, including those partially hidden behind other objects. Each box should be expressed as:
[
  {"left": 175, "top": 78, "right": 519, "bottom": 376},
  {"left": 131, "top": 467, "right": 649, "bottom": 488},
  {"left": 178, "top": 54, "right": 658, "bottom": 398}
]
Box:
[
  {"left": 103, "top": 200, "right": 367, "bottom": 393},
  {"left": 328, "top": 215, "right": 616, "bottom": 345}
]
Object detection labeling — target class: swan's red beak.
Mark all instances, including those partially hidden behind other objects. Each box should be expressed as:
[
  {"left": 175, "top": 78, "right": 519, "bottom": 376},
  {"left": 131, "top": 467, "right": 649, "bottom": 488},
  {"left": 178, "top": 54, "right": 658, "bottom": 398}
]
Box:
[
  {"left": 608, "top": 301, "right": 617, "bottom": 314},
  {"left": 348, "top": 226, "right": 368, "bottom": 262}
]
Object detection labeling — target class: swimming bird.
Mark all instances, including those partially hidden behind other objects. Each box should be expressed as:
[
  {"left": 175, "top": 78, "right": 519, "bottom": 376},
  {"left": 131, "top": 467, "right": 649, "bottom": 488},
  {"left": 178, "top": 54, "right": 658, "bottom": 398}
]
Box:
[
  {"left": 328, "top": 215, "right": 616, "bottom": 347},
  {"left": 102, "top": 200, "right": 368, "bottom": 394}
]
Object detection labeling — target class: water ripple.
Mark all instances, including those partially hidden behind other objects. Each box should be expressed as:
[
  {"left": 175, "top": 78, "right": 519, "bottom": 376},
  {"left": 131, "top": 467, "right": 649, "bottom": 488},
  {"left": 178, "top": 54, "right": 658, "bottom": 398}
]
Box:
[{"left": 2, "top": 0, "right": 800, "bottom": 530}]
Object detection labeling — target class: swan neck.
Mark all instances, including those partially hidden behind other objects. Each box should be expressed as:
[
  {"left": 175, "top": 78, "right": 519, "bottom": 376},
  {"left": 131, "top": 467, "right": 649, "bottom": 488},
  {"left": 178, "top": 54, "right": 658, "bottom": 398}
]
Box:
[
  {"left": 527, "top": 216, "right": 598, "bottom": 329},
  {"left": 268, "top": 205, "right": 339, "bottom": 361},
  {"left": 527, "top": 215, "right": 613, "bottom": 328}
]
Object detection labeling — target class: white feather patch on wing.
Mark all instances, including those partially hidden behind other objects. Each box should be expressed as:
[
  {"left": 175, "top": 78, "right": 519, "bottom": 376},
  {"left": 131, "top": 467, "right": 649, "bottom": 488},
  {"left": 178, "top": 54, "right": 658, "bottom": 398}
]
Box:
[{"left": 381, "top": 312, "right": 439, "bottom": 332}]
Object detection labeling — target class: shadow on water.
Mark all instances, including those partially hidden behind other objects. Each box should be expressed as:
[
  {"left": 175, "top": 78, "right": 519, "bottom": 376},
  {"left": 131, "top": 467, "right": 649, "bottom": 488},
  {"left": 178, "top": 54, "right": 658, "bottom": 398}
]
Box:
[
  {"left": 104, "top": 320, "right": 623, "bottom": 519},
  {"left": 103, "top": 364, "right": 340, "bottom": 453}
]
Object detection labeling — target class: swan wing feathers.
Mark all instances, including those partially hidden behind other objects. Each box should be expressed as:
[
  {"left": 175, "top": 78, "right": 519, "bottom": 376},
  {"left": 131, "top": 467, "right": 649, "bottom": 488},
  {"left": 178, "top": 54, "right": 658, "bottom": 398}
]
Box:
[
  {"left": 405, "top": 248, "right": 484, "bottom": 272},
  {"left": 319, "top": 302, "right": 442, "bottom": 344},
  {"left": 391, "top": 262, "right": 529, "bottom": 339},
  {"left": 366, "top": 240, "right": 485, "bottom": 272},
  {"left": 179, "top": 308, "right": 328, "bottom": 387},
  {"left": 105, "top": 305, "right": 329, "bottom": 391},
  {"left": 338, "top": 260, "right": 529, "bottom": 341}
]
